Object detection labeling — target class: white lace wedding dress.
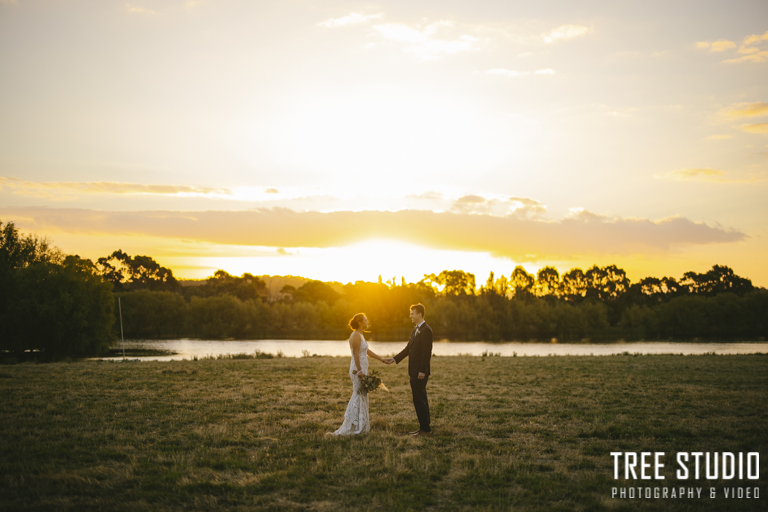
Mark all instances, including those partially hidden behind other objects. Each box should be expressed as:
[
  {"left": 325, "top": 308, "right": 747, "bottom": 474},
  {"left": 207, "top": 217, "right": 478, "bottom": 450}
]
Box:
[{"left": 332, "top": 334, "right": 370, "bottom": 436}]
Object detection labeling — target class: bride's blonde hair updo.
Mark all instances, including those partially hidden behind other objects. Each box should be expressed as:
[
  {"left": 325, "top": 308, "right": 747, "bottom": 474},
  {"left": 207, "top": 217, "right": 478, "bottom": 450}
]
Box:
[{"left": 349, "top": 313, "right": 367, "bottom": 330}]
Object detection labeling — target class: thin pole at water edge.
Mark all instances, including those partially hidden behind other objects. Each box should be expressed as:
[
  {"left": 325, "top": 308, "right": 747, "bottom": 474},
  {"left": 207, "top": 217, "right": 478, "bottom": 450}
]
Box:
[{"left": 118, "top": 297, "right": 125, "bottom": 359}]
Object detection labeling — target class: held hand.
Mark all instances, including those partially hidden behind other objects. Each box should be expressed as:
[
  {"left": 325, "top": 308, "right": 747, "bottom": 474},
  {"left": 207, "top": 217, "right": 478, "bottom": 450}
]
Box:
[
  {"left": 417, "top": 372, "right": 425, "bottom": 380},
  {"left": 384, "top": 358, "right": 395, "bottom": 364},
  {"left": 357, "top": 371, "right": 366, "bottom": 378}
]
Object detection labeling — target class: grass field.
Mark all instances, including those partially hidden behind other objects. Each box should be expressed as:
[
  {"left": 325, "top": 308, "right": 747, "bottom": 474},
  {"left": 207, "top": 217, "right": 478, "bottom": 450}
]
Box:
[{"left": 1, "top": 353, "right": 766, "bottom": 511}]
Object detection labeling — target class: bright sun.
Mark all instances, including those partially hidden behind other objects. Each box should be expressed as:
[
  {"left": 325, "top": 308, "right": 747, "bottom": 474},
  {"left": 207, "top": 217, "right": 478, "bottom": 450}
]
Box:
[{"left": 177, "top": 238, "right": 531, "bottom": 285}]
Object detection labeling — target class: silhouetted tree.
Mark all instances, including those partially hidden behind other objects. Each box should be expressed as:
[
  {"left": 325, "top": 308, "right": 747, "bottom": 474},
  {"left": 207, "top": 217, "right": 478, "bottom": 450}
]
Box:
[
  {"left": 97, "top": 250, "right": 179, "bottom": 292},
  {"left": 510, "top": 266, "right": 535, "bottom": 300},
  {"left": 535, "top": 266, "right": 560, "bottom": 298},
  {"left": 560, "top": 268, "right": 588, "bottom": 302},
  {"left": 0, "top": 220, "right": 62, "bottom": 270},
  {"left": 116, "top": 290, "right": 186, "bottom": 338},
  {"left": 680, "top": 265, "right": 753, "bottom": 296},
  {"left": 424, "top": 270, "right": 477, "bottom": 296},
  {"left": 182, "top": 270, "right": 268, "bottom": 301},
  {"left": 1, "top": 255, "right": 114, "bottom": 357},
  {"left": 292, "top": 280, "right": 341, "bottom": 305},
  {"left": 585, "top": 265, "right": 629, "bottom": 301}
]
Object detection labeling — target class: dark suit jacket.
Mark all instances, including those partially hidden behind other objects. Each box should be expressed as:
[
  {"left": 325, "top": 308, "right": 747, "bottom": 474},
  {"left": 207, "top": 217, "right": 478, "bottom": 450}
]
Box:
[{"left": 394, "top": 322, "right": 433, "bottom": 377}]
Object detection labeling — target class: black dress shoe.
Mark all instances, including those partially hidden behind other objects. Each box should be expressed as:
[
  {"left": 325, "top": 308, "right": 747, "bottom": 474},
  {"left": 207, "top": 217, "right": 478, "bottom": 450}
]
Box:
[
  {"left": 408, "top": 429, "right": 420, "bottom": 435},
  {"left": 412, "top": 430, "right": 432, "bottom": 437}
]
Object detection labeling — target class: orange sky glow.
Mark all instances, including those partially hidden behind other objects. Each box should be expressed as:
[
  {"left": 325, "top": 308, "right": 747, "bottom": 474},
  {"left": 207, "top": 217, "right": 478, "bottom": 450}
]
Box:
[{"left": 1, "top": 1, "right": 767, "bottom": 287}]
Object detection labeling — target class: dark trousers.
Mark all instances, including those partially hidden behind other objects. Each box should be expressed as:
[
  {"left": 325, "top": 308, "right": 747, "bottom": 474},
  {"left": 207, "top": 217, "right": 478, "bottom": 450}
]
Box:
[{"left": 409, "top": 375, "right": 430, "bottom": 432}]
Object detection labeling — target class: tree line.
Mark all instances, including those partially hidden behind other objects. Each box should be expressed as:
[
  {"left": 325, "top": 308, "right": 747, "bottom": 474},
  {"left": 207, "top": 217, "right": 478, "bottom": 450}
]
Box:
[
  {"left": 0, "top": 221, "right": 114, "bottom": 359},
  {"left": 2, "top": 220, "right": 767, "bottom": 359}
]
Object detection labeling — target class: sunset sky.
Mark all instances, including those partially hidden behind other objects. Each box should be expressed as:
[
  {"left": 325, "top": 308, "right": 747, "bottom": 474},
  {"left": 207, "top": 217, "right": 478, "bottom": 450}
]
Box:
[{"left": 1, "top": 0, "right": 767, "bottom": 286}]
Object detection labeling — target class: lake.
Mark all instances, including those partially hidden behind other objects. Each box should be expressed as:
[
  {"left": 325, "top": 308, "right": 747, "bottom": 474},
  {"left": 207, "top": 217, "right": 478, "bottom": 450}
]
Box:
[{"left": 103, "top": 339, "right": 768, "bottom": 361}]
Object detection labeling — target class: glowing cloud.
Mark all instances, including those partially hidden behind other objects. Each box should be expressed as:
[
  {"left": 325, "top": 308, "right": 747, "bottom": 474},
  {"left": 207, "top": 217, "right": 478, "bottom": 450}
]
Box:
[
  {"left": 0, "top": 207, "right": 745, "bottom": 261},
  {"left": 124, "top": 3, "right": 157, "bottom": 15},
  {"left": 0, "top": 177, "right": 232, "bottom": 198},
  {"left": 697, "top": 39, "right": 737, "bottom": 52},
  {"left": 543, "top": 25, "right": 590, "bottom": 43},
  {"left": 455, "top": 194, "right": 486, "bottom": 204},
  {"left": 666, "top": 168, "right": 726, "bottom": 180},
  {"left": 697, "top": 30, "right": 768, "bottom": 63},
  {"left": 742, "top": 123, "right": 768, "bottom": 134},
  {"left": 722, "top": 102, "right": 768, "bottom": 118},
  {"left": 724, "top": 51, "right": 768, "bottom": 63},
  {"left": 743, "top": 30, "right": 768, "bottom": 46}
]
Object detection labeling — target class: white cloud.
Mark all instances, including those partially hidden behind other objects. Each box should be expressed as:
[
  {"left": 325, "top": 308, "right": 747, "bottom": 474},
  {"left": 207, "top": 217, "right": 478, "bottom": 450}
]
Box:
[
  {"left": 318, "top": 12, "right": 382, "bottom": 28},
  {"left": 535, "top": 68, "right": 555, "bottom": 75},
  {"left": 543, "top": 25, "right": 590, "bottom": 43},
  {"left": 372, "top": 21, "right": 480, "bottom": 59}
]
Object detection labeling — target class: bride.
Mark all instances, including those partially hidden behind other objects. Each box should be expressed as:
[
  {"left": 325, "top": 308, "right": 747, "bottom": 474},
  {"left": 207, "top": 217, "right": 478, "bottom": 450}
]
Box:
[{"left": 331, "top": 313, "right": 390, "bottom": 436}]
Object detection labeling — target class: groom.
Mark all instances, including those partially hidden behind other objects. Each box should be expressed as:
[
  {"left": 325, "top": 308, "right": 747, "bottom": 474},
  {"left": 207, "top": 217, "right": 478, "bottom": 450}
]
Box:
[{"left": 386, "top": 303, "right": 433, "bottom": 436}]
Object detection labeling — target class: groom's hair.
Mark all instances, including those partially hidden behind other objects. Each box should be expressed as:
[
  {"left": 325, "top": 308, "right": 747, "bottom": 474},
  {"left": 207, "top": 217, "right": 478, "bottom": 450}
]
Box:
[{"left": 410, "top": 303, "right": 425, "bottom": 318}]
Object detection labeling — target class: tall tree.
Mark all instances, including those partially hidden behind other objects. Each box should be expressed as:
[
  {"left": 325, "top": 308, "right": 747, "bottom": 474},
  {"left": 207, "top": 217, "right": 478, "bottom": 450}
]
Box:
[
  {"left": 189, "top": 270, "right": 268, "bottom": 301},
  {"left": 97, "top": 250, "right": 179, "bottom": 291},
  {"left": 293, "top": 280, "right": 341, "bottom": 305},
  {"left": 585, "top": 265, "right": 629, "bottom": 301},
  {"left": 680, "top": 265, "right": 753, "bottom": 296},
  {"left": 510, "top": 266, "right": 535, "bottom": 300},
  {"left": 1, "top": 254, "right": 114, "bottom": 357},
  {"left": 0, "top": 220, "right": 62, "bottom": 270},
  {"left": 424, "top": 270, "right": 476, "bottom": 296},
  {"left": 560, "top": 268, "right": 587, "bottom": 302},
  {"left": 535, "top": 266, "right": 560, "bottom": 298}
]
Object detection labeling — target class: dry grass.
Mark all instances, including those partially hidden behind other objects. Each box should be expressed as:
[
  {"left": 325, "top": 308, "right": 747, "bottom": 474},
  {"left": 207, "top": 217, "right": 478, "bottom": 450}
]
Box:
[{"left": 0, "top": 354, "right": 766, "bottom": 511}]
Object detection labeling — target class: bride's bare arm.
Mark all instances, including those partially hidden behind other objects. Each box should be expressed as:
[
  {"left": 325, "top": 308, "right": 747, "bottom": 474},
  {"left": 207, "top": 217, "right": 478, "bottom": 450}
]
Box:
[{"left": 366, "top": 348, "right": 385, "bottom": 362}]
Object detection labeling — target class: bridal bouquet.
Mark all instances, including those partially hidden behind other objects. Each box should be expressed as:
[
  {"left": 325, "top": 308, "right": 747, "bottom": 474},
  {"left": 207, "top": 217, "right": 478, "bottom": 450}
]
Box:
[{"left": 352, "top": 369, "right": 389, "bottom": 395}]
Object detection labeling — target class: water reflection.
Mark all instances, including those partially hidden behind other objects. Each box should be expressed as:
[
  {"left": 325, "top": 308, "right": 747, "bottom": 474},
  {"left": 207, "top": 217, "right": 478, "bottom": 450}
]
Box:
[{"left": 102, "top": 339, "right": 768, "bottom": 361}]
